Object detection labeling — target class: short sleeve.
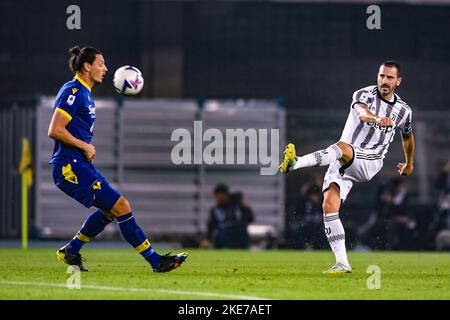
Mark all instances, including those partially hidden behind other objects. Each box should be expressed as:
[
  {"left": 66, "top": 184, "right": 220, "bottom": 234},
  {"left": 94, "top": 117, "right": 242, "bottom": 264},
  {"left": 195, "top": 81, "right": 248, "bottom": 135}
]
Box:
[
  {"left": 54, "top": 87, "right": 80, "bottom": 121},
  {"left": 400, "top": 109, "right": 413, "bottom": 134},
  {"left": 351, "top": 88, "right": 375, "bottom": 108}
]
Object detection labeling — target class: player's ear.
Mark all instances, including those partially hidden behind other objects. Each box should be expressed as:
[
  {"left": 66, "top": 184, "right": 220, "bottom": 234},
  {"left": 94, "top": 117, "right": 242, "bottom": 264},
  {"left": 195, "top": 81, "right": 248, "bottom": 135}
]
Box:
[
  {"left": 82, "top": 61, "right": 91, "bottom": 73},
  {"left": 396, "top": 77, "right": 402, "bottom": 87}
]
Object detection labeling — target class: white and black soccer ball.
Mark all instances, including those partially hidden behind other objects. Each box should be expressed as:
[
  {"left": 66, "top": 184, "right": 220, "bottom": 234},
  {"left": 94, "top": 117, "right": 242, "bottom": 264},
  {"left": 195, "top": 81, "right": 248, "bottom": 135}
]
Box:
[{"left": 113, "top": 65, "right": 144, "bottom": 96}]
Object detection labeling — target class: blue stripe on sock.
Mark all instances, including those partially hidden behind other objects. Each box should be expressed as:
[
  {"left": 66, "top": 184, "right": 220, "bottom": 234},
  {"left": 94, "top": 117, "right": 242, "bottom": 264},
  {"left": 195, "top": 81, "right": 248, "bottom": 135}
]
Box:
[
  {"left": 142, "top": 247, "right": 161, "bottom": 269},
  {"left": 117, "top": 212, "right": 160, "bottom": 269},
  {"left": 65, "top": 237, "right": 84, "bottom": 255},
  {"left": 117, "top": 212, "right": 133, "bottom": 223}
]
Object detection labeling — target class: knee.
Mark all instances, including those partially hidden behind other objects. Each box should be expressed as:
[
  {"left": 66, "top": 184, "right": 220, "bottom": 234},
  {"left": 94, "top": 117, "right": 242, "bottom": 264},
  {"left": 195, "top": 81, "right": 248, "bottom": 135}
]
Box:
[
  {"left": 111, "top": 196, "right": 132, "bottom": 217},
  {"left": 322, "top": 187, "right": 341, "bottom": 214},
  {"left": 335, "top": 141, "right": 353, "bottom": 162},
  {"left": 322, "top": 201, "right": 339, "bottom": 214}
]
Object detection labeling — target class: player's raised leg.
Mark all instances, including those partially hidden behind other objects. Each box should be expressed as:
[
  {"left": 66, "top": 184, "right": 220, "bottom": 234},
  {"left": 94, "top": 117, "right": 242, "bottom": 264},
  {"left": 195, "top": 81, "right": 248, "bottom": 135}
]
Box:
[
  {"left": 110, "top": 196, "right": 188, "bottom": 273},
  {"left": 279, "top": 141, "right": 353, "bottom": 273},
  {"left": 322, "top": 183, "right": 352, "bottom": 274},
  {"left": 279, "top": 141, "right": 353, "bottom": 173}
]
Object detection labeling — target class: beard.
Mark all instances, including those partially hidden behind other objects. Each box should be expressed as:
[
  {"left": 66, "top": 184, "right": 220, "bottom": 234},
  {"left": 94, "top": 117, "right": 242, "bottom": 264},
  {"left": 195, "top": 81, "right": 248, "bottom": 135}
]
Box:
[{"left": 379, "top": 84, "right": 394, "bottom": 96}]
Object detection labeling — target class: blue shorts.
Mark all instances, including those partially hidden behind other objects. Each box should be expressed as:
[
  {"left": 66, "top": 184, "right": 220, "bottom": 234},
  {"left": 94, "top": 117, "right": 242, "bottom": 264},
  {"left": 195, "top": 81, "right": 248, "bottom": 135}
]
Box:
[{"left": 52, "top": 159, "right": 121, "bottom": 212}]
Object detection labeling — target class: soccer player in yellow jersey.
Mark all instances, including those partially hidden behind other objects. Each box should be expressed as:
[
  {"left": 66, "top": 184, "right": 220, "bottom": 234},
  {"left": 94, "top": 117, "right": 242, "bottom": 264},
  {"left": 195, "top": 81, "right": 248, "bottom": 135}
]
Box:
[{"left": 49, "top": 46, "right": 187, "bottom": 272}]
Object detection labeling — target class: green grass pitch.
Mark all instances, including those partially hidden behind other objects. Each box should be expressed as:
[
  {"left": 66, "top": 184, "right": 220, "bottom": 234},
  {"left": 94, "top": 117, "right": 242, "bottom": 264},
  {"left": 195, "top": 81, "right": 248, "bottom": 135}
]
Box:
[{"left": 0, "top": 248, "right": 449, "bottom": 299}]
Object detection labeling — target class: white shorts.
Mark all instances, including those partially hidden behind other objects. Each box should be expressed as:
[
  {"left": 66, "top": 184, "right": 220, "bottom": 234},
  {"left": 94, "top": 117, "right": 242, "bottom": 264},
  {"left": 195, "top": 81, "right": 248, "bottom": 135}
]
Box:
[{"left": 322, "top": 145, "right": 383, "bottom": 202}]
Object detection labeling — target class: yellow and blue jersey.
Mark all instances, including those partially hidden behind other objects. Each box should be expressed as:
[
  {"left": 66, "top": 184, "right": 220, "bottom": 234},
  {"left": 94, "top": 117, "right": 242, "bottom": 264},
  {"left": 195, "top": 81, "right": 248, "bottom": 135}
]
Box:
[
  {"left": 49, "top": 75, "right": 120, "bottom": 211},
  {"left": 50, "top": 75, "right": 96, "bottom": 165}
]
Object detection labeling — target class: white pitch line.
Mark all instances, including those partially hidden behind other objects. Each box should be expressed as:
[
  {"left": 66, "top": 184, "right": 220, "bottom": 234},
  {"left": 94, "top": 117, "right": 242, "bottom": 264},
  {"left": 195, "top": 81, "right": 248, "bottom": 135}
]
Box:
[{"left": 0, "top": 280, "right": 271, "bottom": 300}]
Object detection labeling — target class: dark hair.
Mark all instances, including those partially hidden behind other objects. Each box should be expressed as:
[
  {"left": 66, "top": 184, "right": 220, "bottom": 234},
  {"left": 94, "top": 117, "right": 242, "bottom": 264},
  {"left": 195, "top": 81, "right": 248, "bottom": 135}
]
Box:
[
  {"left": 381, "top": 60, "right": 401, "bottom": 77},
  {"left": 214, "top": 183, "right": 229, "bottom": 195},
  {"left": 68, "top": 46, "right": 101, "bottom": 74}
]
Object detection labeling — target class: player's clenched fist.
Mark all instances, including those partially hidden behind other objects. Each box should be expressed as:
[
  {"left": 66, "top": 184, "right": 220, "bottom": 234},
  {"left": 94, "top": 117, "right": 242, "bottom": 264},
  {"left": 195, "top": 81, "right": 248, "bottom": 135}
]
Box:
[
  {"left": 397, "top": 162, "right": 413, "bottom": 176},
  {"left": 83, "top": 143, "right": 96, "bottom": 162},
  {"left": 376, "top": 116, "right": 394, "bottom": 127}
]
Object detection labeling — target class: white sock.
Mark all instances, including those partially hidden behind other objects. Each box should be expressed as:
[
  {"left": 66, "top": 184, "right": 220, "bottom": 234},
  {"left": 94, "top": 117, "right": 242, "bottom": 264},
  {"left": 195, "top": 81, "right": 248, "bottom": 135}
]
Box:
[
  {"left": 324, "top": 212, "right": 350, "bottom": 266},
  {"left": 293, "top": 144, "right": 342, "bottom": 170}
]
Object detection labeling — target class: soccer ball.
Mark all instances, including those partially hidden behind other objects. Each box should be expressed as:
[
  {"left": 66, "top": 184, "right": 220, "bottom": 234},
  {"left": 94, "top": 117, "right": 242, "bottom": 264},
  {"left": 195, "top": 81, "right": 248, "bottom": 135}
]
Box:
[{"left": 113, "top": 65, "right": 144, "bottom": 96}]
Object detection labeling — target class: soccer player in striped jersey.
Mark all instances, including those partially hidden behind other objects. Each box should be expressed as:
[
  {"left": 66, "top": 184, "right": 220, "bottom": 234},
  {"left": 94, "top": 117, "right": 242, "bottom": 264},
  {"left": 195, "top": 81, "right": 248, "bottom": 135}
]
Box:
[
  {"left": 280, "top": 61, "right": 414, "bottom": 274},
  {"left": 48, "top": 46, "right": 187, "bottom": 272}
]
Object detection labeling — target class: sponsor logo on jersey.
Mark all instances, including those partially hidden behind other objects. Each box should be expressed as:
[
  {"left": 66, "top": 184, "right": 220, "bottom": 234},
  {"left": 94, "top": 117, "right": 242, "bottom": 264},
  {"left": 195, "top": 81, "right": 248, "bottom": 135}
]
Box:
[{"left": 88, "top": 104, "right": 96, "bottom": 118}]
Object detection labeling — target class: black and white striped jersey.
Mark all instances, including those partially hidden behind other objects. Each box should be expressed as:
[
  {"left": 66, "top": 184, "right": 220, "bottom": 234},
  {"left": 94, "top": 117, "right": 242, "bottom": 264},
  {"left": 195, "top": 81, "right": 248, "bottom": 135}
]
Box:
[{"left": 340, "top": 85, "right": 412, "bottom": 160}]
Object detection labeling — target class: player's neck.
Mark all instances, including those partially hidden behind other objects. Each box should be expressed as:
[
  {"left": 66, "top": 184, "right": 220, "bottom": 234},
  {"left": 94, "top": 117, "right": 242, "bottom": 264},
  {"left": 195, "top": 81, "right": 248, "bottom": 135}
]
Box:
[
  {"left": 379, "top": 90, "right": 395, "bottom": 103},
  {"left": 75, "top": 73, "right": 94, "bottom": 90},
  {"left": 383, "top": 93, "right": 394, "bottom": 102}
]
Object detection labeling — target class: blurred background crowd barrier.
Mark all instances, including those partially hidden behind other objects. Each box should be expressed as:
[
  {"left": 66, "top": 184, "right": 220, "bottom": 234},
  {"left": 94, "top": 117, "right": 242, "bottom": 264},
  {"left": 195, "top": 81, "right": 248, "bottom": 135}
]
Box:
[
  {"left": 2, "top": 97, "right": 449, "bottom": 250},
  {"left": 1, "top": 97, "right": 285, "bottom": 244},
  {"left": 1, "top": 0, "right": 450, "bottom": 250},
  {"left": 285, "top": 109, "right": 450, "bottom": 251}
]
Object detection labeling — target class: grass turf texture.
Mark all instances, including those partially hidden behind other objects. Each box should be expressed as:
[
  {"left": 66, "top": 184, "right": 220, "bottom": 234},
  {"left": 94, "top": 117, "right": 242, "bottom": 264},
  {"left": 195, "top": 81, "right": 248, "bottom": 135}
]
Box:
[{"left": 0, "top": 248, "right": 449, "bottom": 299}]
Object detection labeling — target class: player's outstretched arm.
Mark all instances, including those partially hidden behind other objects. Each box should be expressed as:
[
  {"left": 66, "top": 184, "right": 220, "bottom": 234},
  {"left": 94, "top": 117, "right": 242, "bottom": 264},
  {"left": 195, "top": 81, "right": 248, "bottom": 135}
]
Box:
[
  {"left": 353, "top": 103, "right": 394, "bottom": 127},
  {"left": 48, "top": 110, "right": 96, "bottom": 162},
  {"left": 398, "top": 132, "right": 414, "bottom": 176}
]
